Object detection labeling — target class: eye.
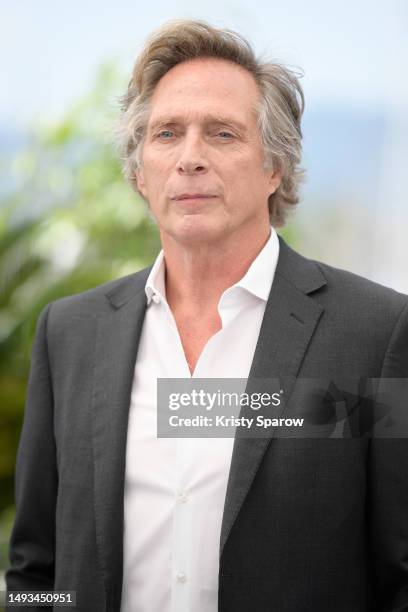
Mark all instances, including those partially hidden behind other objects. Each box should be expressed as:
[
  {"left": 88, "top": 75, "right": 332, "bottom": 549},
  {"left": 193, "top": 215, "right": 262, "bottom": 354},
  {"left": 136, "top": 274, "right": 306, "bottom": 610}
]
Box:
[
  {"left": 217, "top": 131, "right": 234, "bottom": 139},
  {"left": 156, "top": 129, "right": 175, "bottom": 139}
]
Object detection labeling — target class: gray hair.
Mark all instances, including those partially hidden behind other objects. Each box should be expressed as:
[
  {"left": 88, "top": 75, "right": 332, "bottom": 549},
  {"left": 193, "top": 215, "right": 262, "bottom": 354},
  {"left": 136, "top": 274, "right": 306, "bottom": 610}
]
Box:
[{"left": 115, "top": 19, "right": 305, "bottom": 227}]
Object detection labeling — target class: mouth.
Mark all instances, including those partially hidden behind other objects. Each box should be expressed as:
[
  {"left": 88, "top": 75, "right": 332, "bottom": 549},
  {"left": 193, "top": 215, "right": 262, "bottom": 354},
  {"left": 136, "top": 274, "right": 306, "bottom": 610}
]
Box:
[{"left": 171, "top": 194, "right": 217, "bottom": 201}]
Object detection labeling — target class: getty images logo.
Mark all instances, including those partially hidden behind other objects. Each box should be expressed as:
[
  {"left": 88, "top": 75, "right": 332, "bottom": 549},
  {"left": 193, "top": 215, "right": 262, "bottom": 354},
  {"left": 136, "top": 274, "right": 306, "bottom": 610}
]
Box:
[{"left": 168, "top": 389, "right": 282, "bottom": 411}]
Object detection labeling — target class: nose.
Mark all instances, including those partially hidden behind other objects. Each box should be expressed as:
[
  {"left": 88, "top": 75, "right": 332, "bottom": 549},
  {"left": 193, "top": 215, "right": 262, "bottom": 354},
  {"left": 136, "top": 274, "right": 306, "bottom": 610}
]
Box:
[{"left": 176, "top": 131, "right": 208, "bottom": 175}]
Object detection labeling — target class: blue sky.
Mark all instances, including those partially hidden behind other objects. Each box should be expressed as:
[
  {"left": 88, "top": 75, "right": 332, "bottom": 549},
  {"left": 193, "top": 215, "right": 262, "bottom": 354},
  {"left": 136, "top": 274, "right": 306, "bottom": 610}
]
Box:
[
  {"left": 2, "top": 0, "right": 408, "bottom": 290},
  {"left": 2, "top": 0, "right": 407, "bottom": 125}
]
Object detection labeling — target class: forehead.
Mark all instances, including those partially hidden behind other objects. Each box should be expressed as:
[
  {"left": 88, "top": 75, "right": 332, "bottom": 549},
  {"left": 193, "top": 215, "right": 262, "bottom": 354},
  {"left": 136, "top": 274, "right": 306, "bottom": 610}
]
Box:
[{"left": 148, "top": 57, "right": 260, "bottom": 126}]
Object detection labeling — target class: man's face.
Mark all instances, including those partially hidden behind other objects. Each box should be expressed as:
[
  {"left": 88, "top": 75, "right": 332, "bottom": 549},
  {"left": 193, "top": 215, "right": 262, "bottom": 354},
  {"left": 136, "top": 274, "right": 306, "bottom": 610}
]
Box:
[{"left": 136, "top": 57, "right": 281, "bottom": 247}]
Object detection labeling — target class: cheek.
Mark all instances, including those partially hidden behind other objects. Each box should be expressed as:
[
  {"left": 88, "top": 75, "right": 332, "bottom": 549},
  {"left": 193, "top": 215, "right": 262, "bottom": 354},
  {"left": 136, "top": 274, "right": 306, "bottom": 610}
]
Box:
[
  {"left": 232, "top": 174, "right": 272, "bottom": 214},
  {"left": 227, "top": 162, "right": 270, "bottom": 197},
  {"left": 144, "top": 146, "right": 174, "bottom": 171},
  {"left": 144, "top": 156, "right": 174, "bottom": 192}
]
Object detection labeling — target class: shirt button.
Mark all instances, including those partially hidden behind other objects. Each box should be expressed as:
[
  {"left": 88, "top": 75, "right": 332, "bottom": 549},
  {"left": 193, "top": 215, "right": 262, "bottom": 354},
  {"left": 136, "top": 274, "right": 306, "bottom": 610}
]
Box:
[
  {"left": 152, "top": 294, "right": 160, "bottom": 304},
  {"left": 176, "top": 572, "right": 187, "bottom": 583},
  {"left": 177, "top": 491, "right": 189, "bottom": 503}
]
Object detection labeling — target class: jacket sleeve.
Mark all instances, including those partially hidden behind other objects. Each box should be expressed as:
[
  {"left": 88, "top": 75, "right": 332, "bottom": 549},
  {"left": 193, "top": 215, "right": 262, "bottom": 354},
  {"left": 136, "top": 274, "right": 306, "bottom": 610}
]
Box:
[
  {"left": 369, "top": 300, "right": 408, "bottom": 611},
  {"left": 5, "top": 302, "right": 58, "bottom": 607}
]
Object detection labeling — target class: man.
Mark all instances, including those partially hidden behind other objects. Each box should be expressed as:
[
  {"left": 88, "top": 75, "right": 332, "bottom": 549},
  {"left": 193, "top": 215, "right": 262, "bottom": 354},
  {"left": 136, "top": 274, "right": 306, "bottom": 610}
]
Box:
[{"left": 6, "top": 19, "right": 408, "bottom": 612}]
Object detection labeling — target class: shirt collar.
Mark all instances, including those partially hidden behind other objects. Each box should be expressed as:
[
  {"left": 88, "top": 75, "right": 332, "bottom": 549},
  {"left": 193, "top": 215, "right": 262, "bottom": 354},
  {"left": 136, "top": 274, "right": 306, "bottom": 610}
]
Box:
[
  {"left": 227, "top": 225, "right": 279, "bottom": 301},
  {"left": 145, "top": 225, "right": 280, "bottom": 305},
  {"left": 145, "top": 249, "right": 167, "bottom": 305}
]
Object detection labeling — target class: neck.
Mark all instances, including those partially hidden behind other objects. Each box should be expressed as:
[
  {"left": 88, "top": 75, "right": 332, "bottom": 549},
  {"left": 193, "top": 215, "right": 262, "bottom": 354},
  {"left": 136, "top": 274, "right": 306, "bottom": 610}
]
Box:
[{"left": 161, "top": 223, "right": 272, "bottom": 314}]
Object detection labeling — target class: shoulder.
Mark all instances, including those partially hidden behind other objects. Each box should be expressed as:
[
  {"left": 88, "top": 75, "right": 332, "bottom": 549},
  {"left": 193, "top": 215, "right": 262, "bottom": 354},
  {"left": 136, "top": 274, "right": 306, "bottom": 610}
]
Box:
[
  {"left": 278, "top": 236, "right": 408, "bottom": 319},
  {"left": 43, "top": 265, "right": 152, "bottom": 331},
  {"left": 305, "top": 257, "right": 408, "bottom": 364},
  {"left": 317, "top": 261, "right": 408, "bottom": 364},
  {"left": 277, "top": 237, "right": 408, "bottom": 358},
  {"left": 312, "top": 259, "right": 408, "bottom": 328},
  {"left": 314, "top": 258, "right": 407, "bottom": 312}
]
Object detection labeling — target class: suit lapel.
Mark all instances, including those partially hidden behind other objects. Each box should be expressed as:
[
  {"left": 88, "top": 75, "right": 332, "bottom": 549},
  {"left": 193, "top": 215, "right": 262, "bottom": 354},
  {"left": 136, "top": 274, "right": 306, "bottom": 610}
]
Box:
[
  {"left": 220, "top": 237, "right": 327, "bottom": 556},
  {"left": 91, "top": 267, "right": 151, "bottom": 610}
]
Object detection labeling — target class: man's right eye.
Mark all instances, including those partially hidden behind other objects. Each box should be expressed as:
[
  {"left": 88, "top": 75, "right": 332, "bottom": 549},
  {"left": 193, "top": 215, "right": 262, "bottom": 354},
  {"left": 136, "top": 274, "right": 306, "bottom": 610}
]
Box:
[{"left": 156, "top": 130, "right": 174, "bottom": 139}]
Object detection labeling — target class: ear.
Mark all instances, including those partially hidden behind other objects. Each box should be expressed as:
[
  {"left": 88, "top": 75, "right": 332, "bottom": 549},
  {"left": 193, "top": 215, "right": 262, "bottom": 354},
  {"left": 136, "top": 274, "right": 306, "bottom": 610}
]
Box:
[
  {"left": 268, "top": 168, "right": 282, "bottom": 196},
  {"left": 135, "top": 167, "right": 147, "bottom": 198}
]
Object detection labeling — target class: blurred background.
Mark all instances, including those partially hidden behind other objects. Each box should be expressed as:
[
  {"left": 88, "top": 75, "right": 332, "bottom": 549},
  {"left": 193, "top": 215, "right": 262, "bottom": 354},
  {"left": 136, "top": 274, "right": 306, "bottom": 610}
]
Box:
[{"left": 1, "top": 0, "right": 407, "bottom": 597}]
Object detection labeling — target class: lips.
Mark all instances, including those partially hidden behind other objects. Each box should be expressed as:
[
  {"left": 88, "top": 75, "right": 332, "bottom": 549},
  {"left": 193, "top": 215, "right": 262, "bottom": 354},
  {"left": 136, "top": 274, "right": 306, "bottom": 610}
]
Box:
[{"left": 172, "top": 194, "right": 216, "bottom": 200}]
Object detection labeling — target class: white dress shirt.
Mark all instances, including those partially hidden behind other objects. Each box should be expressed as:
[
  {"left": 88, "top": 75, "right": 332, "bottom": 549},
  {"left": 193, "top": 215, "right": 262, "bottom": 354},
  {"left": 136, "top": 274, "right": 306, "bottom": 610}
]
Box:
[{"left": 120, "top": 226, "right": 280, "bottom": 612}]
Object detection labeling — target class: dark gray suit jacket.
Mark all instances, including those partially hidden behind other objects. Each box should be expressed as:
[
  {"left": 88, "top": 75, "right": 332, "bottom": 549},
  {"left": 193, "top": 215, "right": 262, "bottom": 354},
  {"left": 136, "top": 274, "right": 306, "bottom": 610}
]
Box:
[{"left": 5, "top": 236, "right": 408, "bottom": 611}]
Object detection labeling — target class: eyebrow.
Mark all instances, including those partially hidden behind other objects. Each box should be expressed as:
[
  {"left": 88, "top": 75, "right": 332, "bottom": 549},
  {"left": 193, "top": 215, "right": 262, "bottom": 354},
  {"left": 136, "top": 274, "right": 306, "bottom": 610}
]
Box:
[{"left": 148, "top": 114, "right": 248, "bottom": 134}]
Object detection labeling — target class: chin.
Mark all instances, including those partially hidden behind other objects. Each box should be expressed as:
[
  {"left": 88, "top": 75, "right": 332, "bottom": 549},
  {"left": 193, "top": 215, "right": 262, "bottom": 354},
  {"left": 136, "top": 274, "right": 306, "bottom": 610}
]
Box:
[{"left": 168, "top": 216, "right": 225, "bottom": 245}]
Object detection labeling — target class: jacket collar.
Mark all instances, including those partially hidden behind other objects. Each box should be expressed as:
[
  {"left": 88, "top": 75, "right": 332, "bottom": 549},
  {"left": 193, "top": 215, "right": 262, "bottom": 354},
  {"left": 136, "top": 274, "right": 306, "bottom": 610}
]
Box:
[{"left": 104, "top": 235, "right": 327, "bottom": 310}]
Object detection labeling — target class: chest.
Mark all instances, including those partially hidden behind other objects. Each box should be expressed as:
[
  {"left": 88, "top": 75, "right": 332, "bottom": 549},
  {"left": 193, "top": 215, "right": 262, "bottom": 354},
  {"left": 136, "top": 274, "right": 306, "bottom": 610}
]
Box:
[{"left": 174, "top": 313, "right": 223, "bottom": 374}]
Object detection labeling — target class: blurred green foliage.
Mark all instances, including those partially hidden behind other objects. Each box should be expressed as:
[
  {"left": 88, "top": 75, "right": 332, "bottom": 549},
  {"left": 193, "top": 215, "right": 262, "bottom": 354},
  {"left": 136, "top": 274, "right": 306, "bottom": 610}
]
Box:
[
  {"left": 0, "top": 59, "right": 296, "bottom": 578},
  {"left": 0, "top": 61, "right": 161, "bottom": 574}
]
